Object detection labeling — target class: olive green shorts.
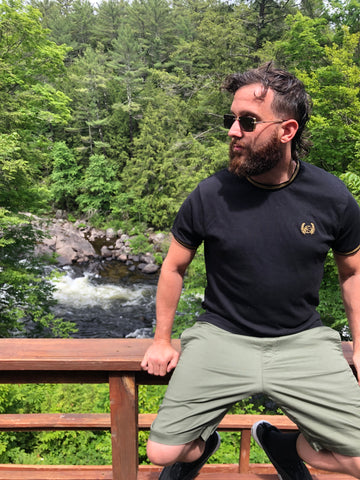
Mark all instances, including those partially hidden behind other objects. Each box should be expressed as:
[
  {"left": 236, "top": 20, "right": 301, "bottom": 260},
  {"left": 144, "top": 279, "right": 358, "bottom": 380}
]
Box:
[{"left": 149, "top": 322, "right": 360, "bottom": 456}]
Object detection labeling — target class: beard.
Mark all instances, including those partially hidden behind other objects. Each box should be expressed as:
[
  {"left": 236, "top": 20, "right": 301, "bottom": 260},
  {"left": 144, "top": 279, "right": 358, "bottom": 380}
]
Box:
[{"left": 229, "top": 132, "right": 283, "bottom": 178}]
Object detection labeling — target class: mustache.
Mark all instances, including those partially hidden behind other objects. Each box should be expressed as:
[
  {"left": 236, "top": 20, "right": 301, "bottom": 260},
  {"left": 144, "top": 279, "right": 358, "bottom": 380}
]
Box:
[{"left": 230, "top": 137, "right": 244, "bottom": 148}]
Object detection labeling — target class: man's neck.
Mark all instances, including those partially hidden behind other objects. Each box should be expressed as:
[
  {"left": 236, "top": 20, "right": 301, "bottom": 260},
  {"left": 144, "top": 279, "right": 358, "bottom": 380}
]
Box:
[{"left": 248, "top": 158, "right": 297, "bottom": 186}]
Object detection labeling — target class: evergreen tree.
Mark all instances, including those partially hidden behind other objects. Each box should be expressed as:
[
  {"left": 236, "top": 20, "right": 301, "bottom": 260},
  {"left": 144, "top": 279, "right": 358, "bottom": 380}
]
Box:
[
  {"left": 298, "top": 28, "right": 360, "bottom": 173},
  {"left": 31, "top": 0, "right": 73, "bottom": 48},
  {"left": 128, "top": 0, "right": 177, "bottom": 68},
  {"left": 243, "top": 0, "right": 297, "bottom": 55},
  {"left": 109, "top": 24, "right": 147, "bottom": 145},
  {"left": 118, "top": 70, "right": 228, "bottom": 227},
  {"left": 50, "top": 142, "right": 81, "bottom": 211},
  {"left": 64, "top": 46, "right": 111, "bottom": 157},
  {"left": 77, "top": 154, "right": 121, "bottom": 214},
  {"left": 329, "top": 0, "right": 360, "bottom": 34},
  {"left": 0, "top": 0, "right": 71, "bottom": 204},
  {"left": 92, "top": 0, "right": 128, "bottom": 50},
  {"left": 68, "top": 0, "right": 96, "bottom": 55},
  {"left": 259, "top": 12, "right": 333, "bottom": 72}
]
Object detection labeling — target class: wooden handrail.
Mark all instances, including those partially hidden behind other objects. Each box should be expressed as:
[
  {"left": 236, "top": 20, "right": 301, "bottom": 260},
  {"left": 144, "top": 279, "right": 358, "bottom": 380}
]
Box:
[{"left": 0, "top": 339, "right": 354, "bottom": 480}]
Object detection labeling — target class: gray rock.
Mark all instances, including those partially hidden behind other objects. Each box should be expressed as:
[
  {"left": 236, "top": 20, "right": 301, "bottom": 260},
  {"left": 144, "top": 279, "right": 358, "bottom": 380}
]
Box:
[
  {"left": 141, "top": 263, "right": 160, "bottom": 274},
  {"left": 100, "top": 246, "right": 113, "bottom": 258},
  {"left": 106, "top": 228, "right": 117, "bottom": 239}
]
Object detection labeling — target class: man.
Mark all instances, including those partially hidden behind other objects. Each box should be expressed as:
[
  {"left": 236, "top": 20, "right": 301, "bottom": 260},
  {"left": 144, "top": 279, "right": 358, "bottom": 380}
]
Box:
[{"left": 141, "top": 63, "right": 360, "bottom": 480}]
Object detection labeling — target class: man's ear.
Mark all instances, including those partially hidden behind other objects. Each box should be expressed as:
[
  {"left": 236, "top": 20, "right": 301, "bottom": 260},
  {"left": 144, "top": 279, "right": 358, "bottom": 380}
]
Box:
[{"left": 280, "top": 119, "right": 299, "bottom": 144}]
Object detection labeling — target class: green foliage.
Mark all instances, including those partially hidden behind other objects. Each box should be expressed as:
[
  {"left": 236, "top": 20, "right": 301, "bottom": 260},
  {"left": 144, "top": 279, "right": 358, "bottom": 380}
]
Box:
[
  {"left": 127, "top": 0, "right": 177, "bottom": 68},
  {"left": 0, "top": 0, "right": 71, "bottom": 177},
  {"left": 317, "top": 170, "right": 360, "bottom": 339},
  {"left": 340, "top": 171, "right": 360, "bottom": 203},
  {"left": 118, "top": 69, "right": 229, "bottom": 228},
  {"left": 329, "top": 0, "right": 360, "bottom": 34},
  {"left": 298, "top": 28, "right": 360, "bottom": 174},
  {"left": 12, "top": 0, "right": 357, "bottom": 233},
  {"left": 129, "top": 234, "right": 154, "bottom": 255},
  {"left": 318, "top": 252, "right": 349, "bottom": 337},
  {"left": 0, "top": 383, "right": 112, "bottom": 465},
  {"left": 76, "top": 154, "right": 121, "bottom": 214},
  {"left": 1, "top": 0, "right": 359, "bottom": 466},
  {"left": 50, "top": 142, "right": 81, "bottom": 211},
  {"left": 260, "top": 12, "right": 333, "bottom": 72},
  {"left": 172, "top": 245, "right": 206, "bottom": 337},
  {"left": 0, "top": 133, "right": 32, "bottom": 210}
]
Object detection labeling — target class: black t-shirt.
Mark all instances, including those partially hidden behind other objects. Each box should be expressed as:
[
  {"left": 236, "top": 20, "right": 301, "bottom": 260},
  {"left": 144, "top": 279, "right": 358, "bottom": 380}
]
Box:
[{"left": 171, "top": 161, "right": 360, "bottom": 337}]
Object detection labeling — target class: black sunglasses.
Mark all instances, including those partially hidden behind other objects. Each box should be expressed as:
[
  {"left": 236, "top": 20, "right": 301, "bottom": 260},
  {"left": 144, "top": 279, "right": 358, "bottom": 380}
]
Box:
[{"left": 223, "top": 114, "right": 284, "bottom": 132}]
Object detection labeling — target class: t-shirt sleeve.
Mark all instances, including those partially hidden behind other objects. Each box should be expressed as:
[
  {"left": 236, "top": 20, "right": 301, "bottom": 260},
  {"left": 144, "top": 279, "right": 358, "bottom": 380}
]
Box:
[
  {"left": 171, "top": 187, "right": 205, "bottom": 250},
  {"left": 332, "top": 192, "right": 360, "bottom": 255}
]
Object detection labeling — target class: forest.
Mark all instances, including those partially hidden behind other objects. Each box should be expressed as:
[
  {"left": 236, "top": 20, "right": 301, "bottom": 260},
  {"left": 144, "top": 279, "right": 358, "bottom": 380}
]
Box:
[
  {"left": 1, "top": 0, "right": 360, "bottom": 334},
  {"left": 0, "top": 0, "right": 359, "bottom": 466}
]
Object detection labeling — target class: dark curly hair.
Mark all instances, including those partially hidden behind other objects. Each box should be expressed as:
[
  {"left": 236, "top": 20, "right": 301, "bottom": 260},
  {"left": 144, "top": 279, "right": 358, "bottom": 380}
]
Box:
[{"left": 222, "top": 62, "right": 312, "bottom": 160}]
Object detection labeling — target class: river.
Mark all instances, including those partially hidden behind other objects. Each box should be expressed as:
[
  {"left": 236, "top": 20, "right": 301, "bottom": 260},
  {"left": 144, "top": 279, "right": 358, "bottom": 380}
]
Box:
[{"left": 50, "top": 261, "right": 158, "bottom": 338}]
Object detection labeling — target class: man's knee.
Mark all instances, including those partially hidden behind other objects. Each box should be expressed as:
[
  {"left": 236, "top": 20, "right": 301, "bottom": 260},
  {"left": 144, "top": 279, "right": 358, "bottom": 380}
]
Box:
[
  {"left": 333, "top": 453, "right": 360, "bottom": 478},
  {"left": 146, "top": 439, "right": 187, "bottom": 466}
]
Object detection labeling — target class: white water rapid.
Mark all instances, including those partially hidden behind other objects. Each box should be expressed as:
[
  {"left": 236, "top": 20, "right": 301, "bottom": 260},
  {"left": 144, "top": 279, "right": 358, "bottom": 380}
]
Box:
[{"left": 50, "top": 265, "right": 157, "bottom": 338}]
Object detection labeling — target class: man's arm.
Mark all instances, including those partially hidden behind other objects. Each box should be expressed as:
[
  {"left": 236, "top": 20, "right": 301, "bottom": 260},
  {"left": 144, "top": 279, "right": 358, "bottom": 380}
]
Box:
[
  {"left": 141, "top": 236, "right": 197, "bottom": 376},
  {"left": 334, "top": 249, "right": 360, "bottom": 384}
]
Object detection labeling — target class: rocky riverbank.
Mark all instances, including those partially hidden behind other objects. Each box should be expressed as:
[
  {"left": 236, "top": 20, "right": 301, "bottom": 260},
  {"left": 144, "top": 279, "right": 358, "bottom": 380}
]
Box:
[{"left": 33, "top": 214, "right": 169, "bottom": 275}]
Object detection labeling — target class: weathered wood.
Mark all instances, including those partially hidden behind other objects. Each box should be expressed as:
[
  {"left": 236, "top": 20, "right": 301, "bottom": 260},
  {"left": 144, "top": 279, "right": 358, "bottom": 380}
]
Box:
[
  {"left": 0, "top": 339, "right": 353, "bottom": 480},
  {"left": 0, "top": 412, "right": 297, "bottom": 432},
  {"left": 109, "top": 373, "right": 138, "bottom": 480},
  {"left": 0, "top": 339, "right": 179, "bottom": 371},
  {"left": 0, "top": 465, "right": 112, "bottom": 479},
  {"left": 140, "top": 464, "right": 358, "bottom": 478},
  {"left": 0, "top": 464, "right": 354, "bottom": 480},
  {"left": 138, "top": 413, "right": 297, "bottom": 431},
  {"left": 0, "top": 413, "right": 110, "bottom": 431},
  {"left": 0, "top": 339, "right": 352, "bottom": 373},
  {"left": 239, "top": 429, "right": 251, "bottom": 473}
]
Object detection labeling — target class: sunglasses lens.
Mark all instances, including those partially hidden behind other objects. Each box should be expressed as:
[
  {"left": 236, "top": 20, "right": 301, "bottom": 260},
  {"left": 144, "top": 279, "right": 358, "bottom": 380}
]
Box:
[
  {"left": 223, "top": 115, "right": 256, "bottom": 131},
  {"left": 239, "top": 117, "right": 255, "bottom": 131},
  {"left": 223, "top": 114, "right": 235, "bottom": 129}
]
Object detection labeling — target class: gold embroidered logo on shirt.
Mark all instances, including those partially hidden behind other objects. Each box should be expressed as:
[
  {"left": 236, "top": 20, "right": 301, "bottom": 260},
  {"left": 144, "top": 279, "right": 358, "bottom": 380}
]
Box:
[{"left": 301, "top": 222, "right": 315, "bottom": 235}]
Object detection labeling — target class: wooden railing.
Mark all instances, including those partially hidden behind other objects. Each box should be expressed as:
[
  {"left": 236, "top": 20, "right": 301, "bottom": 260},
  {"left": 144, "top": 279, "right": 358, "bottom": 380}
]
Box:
[{"left": 0, "top": 338, "right": 355, "bottom": 480}]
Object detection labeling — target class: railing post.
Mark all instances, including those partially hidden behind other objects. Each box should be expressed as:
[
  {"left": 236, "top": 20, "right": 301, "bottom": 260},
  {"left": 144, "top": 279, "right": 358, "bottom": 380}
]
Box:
[
  {"left": 109, "top": 373, "right": 138, "bottom": 480},
  {"left": 239, "top": 428, "right": 251, "bottom": 473}
]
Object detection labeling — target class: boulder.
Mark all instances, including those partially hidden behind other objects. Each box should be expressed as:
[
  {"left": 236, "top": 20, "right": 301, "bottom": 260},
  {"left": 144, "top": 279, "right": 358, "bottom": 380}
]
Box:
[
  {"left": 141, "top": 263, "right": 160, "bottom": 274},
  {"left": 35, "top": 220, "right": 96, "bottom": 265},
  {"left": 34, "top": 216, "right": 162, "bottom": 273},
  {"left": 100, "top": 246, "right": 113, "bottom": 258}
]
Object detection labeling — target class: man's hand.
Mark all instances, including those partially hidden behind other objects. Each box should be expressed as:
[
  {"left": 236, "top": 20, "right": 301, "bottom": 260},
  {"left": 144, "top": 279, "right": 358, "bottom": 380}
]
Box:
[{"left": 141, "top": 341, "right": 180, "bottom": 376}]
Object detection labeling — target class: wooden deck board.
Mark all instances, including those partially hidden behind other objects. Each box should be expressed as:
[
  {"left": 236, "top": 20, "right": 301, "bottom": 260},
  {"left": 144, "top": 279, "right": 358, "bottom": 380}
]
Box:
[{"left": 0, "top": 466, "right": 355, "bottom": 480}]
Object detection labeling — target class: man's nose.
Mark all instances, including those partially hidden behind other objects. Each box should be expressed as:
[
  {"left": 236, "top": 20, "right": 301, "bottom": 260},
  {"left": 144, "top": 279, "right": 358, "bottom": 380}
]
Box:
[{"left": 228, "top": 119, "right": 243, "bottom": 137}]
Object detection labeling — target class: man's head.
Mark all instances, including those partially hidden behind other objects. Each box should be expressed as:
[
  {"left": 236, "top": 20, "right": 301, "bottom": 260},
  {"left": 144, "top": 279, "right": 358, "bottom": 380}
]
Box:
[{"left": 222, "top": 63, "right": 312, "bottom": 165}]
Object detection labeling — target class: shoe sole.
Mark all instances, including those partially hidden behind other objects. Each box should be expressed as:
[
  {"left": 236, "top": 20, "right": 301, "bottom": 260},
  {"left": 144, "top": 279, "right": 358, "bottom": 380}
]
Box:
[
  {"left": 251, "top": 420, "right": 283, "bottom": 480},
  {"left": 184, "top": 432, "right": 221, "bottom": 480},
  {"left": 212, "top": 431, "right": 221, "bottom": 456},
  {"left": 189, "top": 432, "right": 221, "bottom": 480},
  {"left": 159, "top": 432, "right": 222, "bottom": 480}
]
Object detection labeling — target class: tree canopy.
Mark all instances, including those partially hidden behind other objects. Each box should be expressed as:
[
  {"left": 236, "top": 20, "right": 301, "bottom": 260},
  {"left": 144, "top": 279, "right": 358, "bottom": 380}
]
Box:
[{"left": 0, "top": 0, "right": 360, "bottom": 337}]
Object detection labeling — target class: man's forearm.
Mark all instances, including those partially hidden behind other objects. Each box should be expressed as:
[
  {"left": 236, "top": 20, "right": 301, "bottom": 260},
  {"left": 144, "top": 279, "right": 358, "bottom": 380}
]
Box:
[
  {"left": 140, "top": 237, "right": 196, "bottom": 375},
  {"left": 341, "top": 273, "right": 360, "bottom": 350},
  {"left": 153, "top": 265, "right": 184, "bottom": 343},
  {"left": 340, "top": 272, "right": 360, "bottom": 384}
]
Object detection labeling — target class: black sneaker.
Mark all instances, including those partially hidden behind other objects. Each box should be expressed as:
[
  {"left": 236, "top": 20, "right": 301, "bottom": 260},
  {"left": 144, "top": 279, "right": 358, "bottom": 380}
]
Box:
[
  {"left": 158, "top": 431, "right": 221, "bottom": 480},
  {"left": 251, "top": 420, "right": 312, "bottom": 480}
]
